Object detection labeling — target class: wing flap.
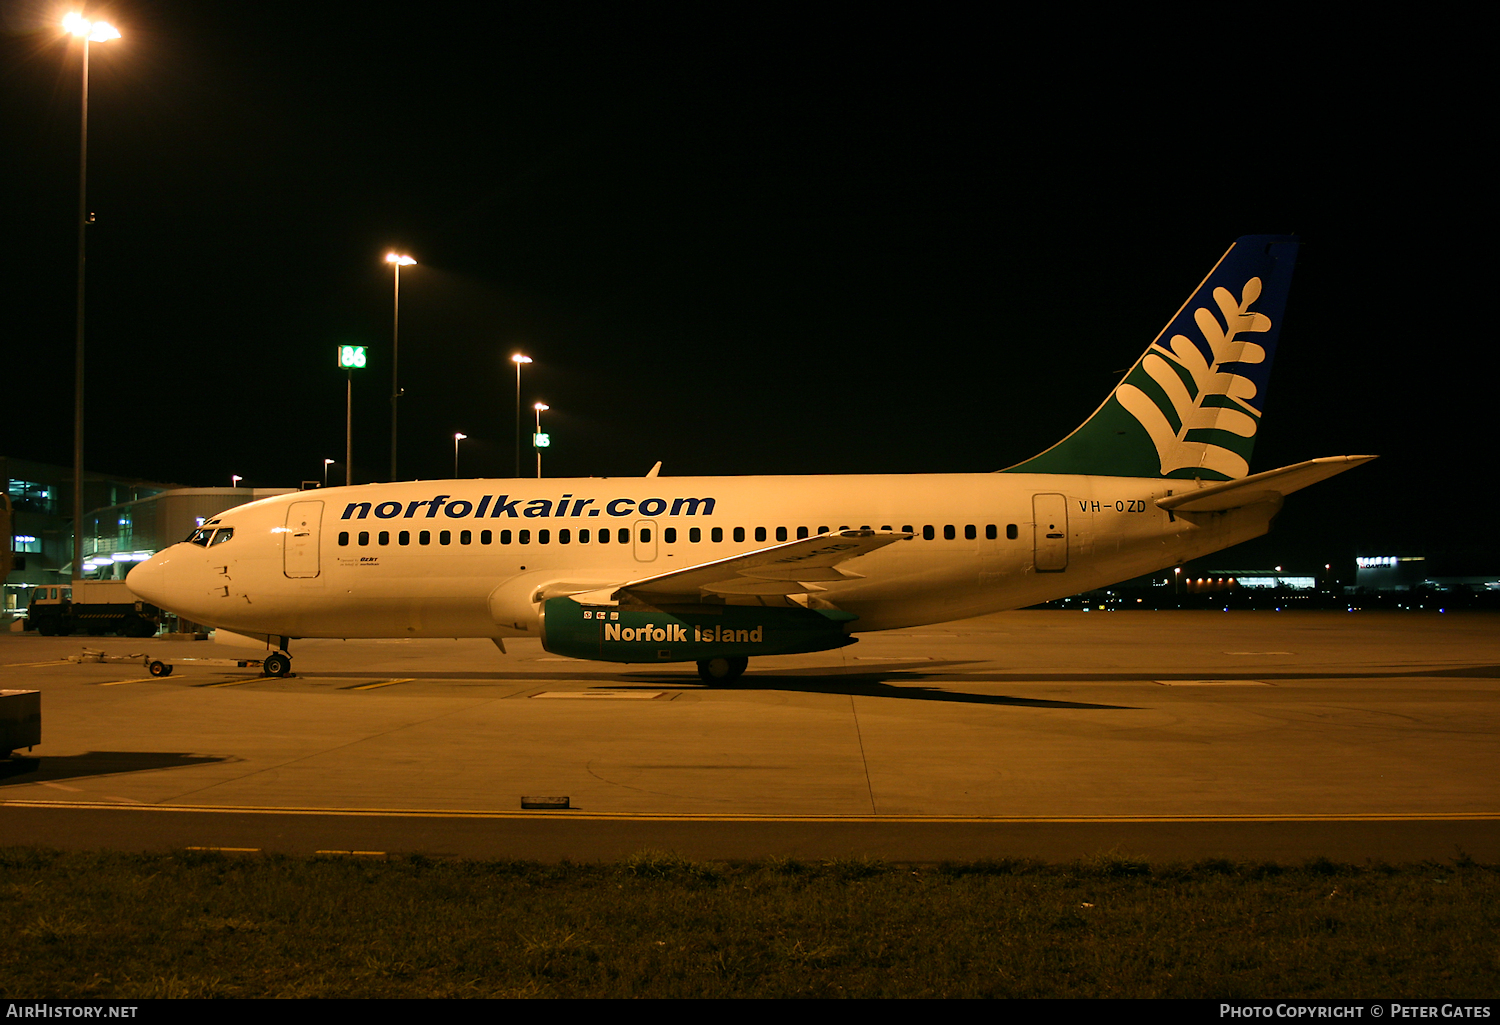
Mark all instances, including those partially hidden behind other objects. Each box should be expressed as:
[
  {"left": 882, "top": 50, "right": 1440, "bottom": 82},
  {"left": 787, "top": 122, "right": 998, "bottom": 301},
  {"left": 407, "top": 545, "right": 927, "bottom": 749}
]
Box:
[{"left": 615, "top": 529, "right": 911, "bottom": 602}]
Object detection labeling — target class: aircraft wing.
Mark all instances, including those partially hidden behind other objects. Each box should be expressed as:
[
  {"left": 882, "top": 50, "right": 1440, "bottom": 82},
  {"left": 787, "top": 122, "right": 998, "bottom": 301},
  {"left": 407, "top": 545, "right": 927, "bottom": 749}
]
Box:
[
  {"left": 566, "top": 530, "right": 912, "bottom": 604},
  {"left": 1156, "top": 455, "right": 1378, "bottom": 513}
]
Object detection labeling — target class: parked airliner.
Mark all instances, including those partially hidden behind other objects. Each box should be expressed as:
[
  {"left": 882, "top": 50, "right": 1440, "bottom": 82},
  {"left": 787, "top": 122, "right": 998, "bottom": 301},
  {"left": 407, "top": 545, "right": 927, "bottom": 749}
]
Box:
[{"left": 127, "top": 235, "right": 1373, "bottom": 681}]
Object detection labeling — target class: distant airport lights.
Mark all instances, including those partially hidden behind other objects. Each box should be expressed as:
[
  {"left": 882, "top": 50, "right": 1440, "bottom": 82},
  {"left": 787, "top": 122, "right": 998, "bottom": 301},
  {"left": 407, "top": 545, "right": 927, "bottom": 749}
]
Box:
[
  {"left": 533, "top": 402, "right": 550, "bottom": 478},
  {"left": 386, "top": 252, "right": 416, "bottom": 481},
  {"left": 511, "top": 353, "right": 533, "bottom": 477},
  {"left": 62, "top": 12, "right": 122, "bottom": 585}
]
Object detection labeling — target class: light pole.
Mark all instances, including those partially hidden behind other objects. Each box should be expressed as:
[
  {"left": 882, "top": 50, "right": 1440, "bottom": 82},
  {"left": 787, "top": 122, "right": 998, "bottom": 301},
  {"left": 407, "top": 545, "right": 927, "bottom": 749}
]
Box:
[
  {"left": 453, "top": 433, "right": 467, "bottom": 478},
  {"left": 323, "top": 459, "right": 334, "bottom": 488},
  {"left": 386, "top": 252, "right": 415, "bottom": 482},
  {"left": 533, "top": 402, "right": 549, "bottom": 478},
  {"left": 511, "top": 353, "right": 532, "bottom": 478},
  {"left": 231, "top": 475, "right": 242, "bottom": 489},
  {"left": 63, "top": 12, "right": 120, "bottom": 584}
]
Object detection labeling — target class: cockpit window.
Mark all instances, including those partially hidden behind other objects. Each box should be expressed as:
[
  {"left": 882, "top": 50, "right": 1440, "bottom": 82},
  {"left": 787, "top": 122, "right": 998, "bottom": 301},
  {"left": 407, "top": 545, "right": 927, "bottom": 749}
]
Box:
[
  {"left": 187, "top": 527, "right": 214, "bottom": 546},
  {"left": 208, "top": 528, "right": 235, "bottom": 546}
]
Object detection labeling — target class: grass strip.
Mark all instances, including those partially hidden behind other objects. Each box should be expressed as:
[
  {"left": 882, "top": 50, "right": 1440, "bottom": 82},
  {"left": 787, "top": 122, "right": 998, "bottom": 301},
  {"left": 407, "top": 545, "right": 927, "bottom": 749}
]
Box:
[{"left": 1, "top": 847, "right": 1496, "bottom": 998}]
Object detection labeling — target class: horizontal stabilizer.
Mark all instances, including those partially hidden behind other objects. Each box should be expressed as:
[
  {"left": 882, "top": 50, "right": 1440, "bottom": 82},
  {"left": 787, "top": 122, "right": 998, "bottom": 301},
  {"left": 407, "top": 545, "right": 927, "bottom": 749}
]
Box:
[{"left": 1155, "top": 455, "right": 1378, "bottom": 513}]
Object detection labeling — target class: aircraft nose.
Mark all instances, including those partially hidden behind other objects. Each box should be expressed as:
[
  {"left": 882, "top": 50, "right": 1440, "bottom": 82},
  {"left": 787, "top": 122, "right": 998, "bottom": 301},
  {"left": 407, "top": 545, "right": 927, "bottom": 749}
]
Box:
[{"left": 126, "top": 552, "right": 169, "bottom": 605}]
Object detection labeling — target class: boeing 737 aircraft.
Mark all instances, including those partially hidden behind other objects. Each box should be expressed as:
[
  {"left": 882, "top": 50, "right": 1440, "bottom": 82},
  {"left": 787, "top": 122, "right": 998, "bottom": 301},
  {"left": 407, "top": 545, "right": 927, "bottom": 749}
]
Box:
[{"left": 127, "top": 235, "right": 1373, "bottom": 681}]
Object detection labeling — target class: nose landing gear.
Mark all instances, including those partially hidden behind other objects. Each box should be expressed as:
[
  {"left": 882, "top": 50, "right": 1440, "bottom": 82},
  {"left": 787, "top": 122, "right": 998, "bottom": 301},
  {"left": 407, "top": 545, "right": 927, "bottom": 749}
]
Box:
[{"left": 262, "top": 651, "right": 292, "bottom": 678}]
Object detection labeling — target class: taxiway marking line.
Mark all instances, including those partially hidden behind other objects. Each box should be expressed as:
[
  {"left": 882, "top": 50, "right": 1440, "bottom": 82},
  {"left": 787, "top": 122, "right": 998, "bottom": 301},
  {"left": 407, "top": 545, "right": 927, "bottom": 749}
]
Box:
[
  {"left": 98, "top": 678, "right": 158, "bottom": 686},
  {"left": 3, "top": 660, "right": 73, "bottom": 668},
  {"left": 345, "top": 679, "right": 415, "bottom": 691},
  {"left": 5, "top": 800, "right": 1499, "bottom": 824}
]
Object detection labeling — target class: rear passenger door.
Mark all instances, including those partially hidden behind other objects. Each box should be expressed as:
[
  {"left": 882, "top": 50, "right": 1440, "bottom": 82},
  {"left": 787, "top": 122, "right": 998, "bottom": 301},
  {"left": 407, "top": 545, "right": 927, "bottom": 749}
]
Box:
[{"left": 1032, "top": 493, "right": 1068, "bottom": 572}]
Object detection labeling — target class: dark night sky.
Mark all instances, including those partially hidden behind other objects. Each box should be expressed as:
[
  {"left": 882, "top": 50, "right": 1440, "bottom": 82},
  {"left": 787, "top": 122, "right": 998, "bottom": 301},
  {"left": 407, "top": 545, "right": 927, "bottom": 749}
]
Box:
[{"left": 2, "top": 3, "right": 1485, "bottom": 571}]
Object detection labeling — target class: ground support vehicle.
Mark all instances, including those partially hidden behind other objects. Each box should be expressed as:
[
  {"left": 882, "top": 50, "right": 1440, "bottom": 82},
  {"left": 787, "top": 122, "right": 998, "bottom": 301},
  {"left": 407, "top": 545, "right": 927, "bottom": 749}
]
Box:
[
  {"left": 67, "top": 647, "right": 289, "bottom": 678},
  {"left": 28, "top": 580, "right": 161, "bottom": 638}
]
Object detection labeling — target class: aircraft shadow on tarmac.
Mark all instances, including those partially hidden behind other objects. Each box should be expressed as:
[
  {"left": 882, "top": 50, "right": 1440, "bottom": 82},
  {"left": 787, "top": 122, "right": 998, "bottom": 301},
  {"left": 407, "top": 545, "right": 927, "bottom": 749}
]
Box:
[
  {"left": 625, "top": 661, "right": 1143, "bottom": 709},
  {"left": 0, "top": 751, "right": 230, "bottom": 786},
  {"left": 301, "top": 660, "right": 1140, "bottom": 708}
]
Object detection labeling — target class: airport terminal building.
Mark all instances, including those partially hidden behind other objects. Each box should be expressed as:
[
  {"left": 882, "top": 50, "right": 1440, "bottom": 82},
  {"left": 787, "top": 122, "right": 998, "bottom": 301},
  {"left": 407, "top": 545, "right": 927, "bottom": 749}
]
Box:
[{"left": 3, "top": 456, "right": 291, "bottom": 619}]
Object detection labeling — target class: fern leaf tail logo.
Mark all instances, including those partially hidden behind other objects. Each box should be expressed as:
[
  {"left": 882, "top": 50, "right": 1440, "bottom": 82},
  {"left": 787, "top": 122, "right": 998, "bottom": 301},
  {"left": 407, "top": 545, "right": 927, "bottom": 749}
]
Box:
[{"left": 1001, "top": 236, "right": 1298, "bottom": 481}]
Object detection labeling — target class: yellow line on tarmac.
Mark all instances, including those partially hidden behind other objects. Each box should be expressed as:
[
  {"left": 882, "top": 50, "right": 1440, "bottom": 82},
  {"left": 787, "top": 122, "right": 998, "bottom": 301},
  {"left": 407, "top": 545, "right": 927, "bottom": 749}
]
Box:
[
  {"left": 198, "top": 678, "right": 259, "bottom": 688},
  {"left": 98, "top": 677, "right": 158, "bottom": 686},
  {"left": 8, "top": 800, "right": 1500, "bottom": 824},
  {"left": 347, "top": 678, "right": 415, "bottom": 691},
  {"left": 3, "top": 660, "right": 72, "bottom": 668}
]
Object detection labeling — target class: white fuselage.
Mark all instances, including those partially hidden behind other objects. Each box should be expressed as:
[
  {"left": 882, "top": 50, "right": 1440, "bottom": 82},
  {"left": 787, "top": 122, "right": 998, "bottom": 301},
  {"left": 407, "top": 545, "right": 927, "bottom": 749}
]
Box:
[{"left": 126, "top": 472, "right": 1278, "bottom": 642}]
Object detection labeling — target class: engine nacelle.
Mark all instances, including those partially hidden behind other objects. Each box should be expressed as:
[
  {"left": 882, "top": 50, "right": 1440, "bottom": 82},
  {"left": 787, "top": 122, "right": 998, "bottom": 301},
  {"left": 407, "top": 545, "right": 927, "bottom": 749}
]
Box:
[{"left": 538, "top": 597, "right": 858, "bottom": 664}]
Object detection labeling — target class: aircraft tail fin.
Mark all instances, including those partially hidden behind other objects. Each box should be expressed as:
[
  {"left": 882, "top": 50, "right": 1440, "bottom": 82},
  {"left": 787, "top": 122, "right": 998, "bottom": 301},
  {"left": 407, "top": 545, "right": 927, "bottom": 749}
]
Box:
[{"left": 1001, "top": 235, "right": 1299, "bottom": 481}]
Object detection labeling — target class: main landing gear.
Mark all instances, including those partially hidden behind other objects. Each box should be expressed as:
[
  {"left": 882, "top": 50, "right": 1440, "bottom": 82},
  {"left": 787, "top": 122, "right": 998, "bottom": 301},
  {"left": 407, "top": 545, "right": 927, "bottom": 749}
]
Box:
[
  {"left": 262, "top": 636, "right": 293, "bottom": 678},
  {"left": 696, "top": 656, "right": 747, "bottom": 684}
]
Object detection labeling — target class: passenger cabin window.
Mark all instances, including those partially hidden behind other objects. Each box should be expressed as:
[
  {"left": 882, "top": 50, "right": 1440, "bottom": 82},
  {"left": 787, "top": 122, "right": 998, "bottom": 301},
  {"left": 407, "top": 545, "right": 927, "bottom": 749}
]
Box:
[{"left": 1006, "top": 524, "right": 1018, "bottom": 540}]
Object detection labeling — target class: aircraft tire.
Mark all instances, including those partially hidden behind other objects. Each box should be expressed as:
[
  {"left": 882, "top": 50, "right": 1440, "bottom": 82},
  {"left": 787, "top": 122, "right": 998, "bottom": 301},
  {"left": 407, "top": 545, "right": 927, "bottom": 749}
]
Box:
[
  {"left": 696, "top": 656, "right": 748, "bottom": 684},
  {"left": 148, "top": 660, "right": 172, "bottom": 677},
  {"left": 263, "top": 652, "right": 291, "bottom": 678}
]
